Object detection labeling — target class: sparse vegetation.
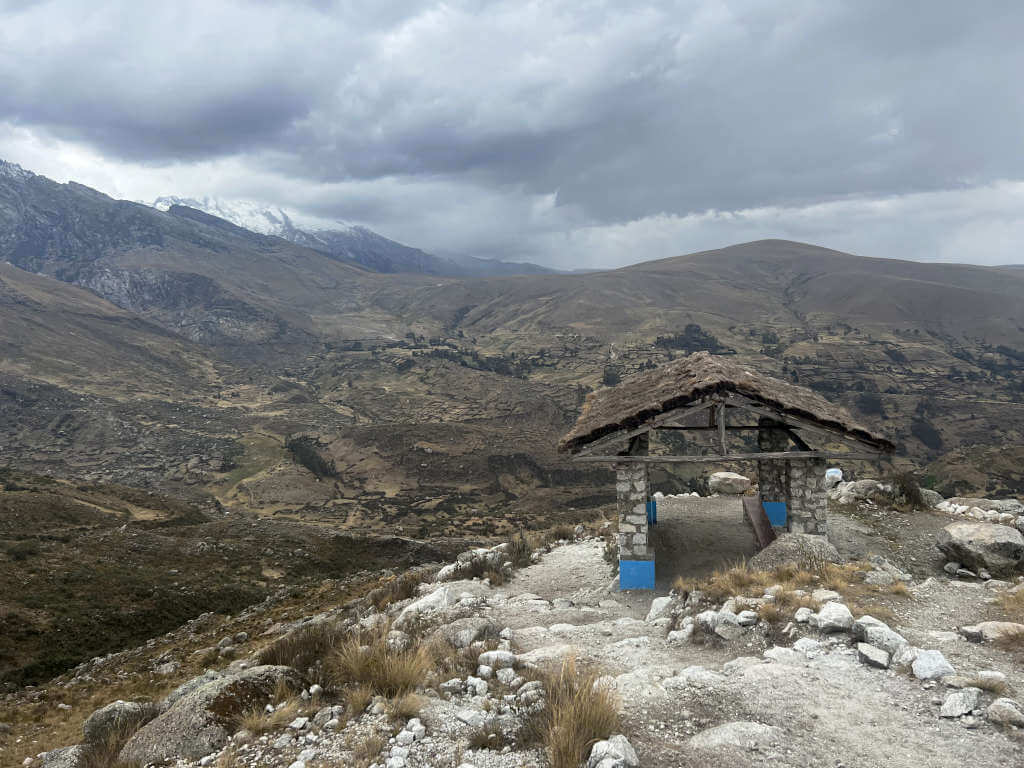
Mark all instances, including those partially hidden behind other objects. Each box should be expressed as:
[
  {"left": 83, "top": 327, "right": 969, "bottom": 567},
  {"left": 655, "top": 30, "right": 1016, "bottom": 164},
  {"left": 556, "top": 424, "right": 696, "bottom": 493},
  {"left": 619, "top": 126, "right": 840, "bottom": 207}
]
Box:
[
  {"left": 328, "top": 629, "right": 433, "bottom": 698},
  {"left": 529, "top": 656, "right": 621, "bottom": 768}
]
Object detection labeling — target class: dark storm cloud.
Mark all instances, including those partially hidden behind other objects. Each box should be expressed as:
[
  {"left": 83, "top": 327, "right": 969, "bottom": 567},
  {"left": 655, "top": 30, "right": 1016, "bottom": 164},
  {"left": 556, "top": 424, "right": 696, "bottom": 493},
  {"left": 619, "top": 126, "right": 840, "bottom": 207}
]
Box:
[{"left": 1, "top": 0, "right": 1022, "bottom": 266}]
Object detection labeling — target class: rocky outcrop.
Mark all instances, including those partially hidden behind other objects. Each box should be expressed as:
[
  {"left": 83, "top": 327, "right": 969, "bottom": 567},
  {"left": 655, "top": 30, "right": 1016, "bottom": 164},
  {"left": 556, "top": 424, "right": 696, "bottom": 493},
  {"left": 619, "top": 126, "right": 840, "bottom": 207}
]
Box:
[
  {"left": 936, "top": 522, "right": 1024, "bottom": 577},
  {"left": 748, "top": 533, "right": 840, "bottom": 571},
  {"left": 119, "top": 665, "right": 301, "bottom": 764},
  {"left": 82, "top": 699, "right": 160, "bottom": 745}
]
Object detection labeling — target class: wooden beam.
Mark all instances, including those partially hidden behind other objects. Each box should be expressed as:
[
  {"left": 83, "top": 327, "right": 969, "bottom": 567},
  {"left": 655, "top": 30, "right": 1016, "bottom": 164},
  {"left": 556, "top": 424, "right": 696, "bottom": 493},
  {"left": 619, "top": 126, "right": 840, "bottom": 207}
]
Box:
[
  {"left": 716, "top": 401, "right": 727, "bottom": 454},
  {"left": 724, "top": 395, "right": 889, "bottom": 451},
  {"left": 574, "top": 450, "right": 888, "bottom": 464},
  {"left": 574, "top": 399, "right": 717, "bottom": 457},
  {"left": 655, "top": 425, "right": 763, "bottom": 431}
]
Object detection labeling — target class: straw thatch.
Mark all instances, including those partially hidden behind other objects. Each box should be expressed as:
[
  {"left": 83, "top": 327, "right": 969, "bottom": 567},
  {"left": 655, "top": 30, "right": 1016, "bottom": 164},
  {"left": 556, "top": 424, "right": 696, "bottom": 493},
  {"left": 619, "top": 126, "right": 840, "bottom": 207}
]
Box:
[{"left": 559, "top": 351, "right": 893, "bottom": 454}]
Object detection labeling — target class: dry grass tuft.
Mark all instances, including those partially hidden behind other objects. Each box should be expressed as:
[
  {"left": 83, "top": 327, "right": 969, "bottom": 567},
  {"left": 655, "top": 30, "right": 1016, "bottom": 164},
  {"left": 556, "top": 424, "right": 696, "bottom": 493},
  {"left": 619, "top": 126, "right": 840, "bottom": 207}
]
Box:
[
  {"left": 884, "top": 582, "right": 911, "bottom": 597},
  {"left": 349, "top": 732, "right": 386, "bottom": 768},
  {"left": 997, "top": 589, "right": 1024, "bottom": 623},
  {"left": 343, "top": 683, "right": 374, "bottom": 716},
  {"left": 468, "top": 720, "right": 512, "bottom": 751},
  {"left": 256, "top": 619, "right": 345, "bottom": 676},
  {"left": 386, "top": 692, "right": 424, "bottom": 721},
  {"left": 235, "top": 697, "right": 300, "bottom": 734},
  {"left": 993, "top": 626, "right": 1024, "bottom": 654},
  {"left": 963, "top": 675, "right": 1009, "bottom": 695},
  {"left": 756, "top": 602, "right": 784, "bottom": 624},
  {"left": 328, "top": 630, "right": 433, "bottom": 698},
  {"left": 371, "top": 569, "right": 435, "bottom": 610},
  {"left": 507, "top": 530, "right": 533, "bottom": 567},
  {"left": 527, "top": 656, "right": 620, "bottom": 768}
]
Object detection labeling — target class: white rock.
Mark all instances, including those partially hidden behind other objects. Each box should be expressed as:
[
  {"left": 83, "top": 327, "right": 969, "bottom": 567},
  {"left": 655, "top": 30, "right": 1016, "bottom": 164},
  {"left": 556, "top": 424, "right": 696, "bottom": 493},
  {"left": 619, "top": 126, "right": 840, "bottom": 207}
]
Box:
[
  {"left": 794, "top": 606, "right": 813, "bottom": 623},
  {"left": 912, "top": 650, "right": 955, "bottom": 680},
  {"left": 812, "top": 602, "right": 854, "bottom": 633},
  {"left": 465, "top": 676, "right": 488, "bottom": 696},
  {"left": 646, "top": 596, "right": 673, "bottom": 622},
  {"left": 857, "top": 643, "right": 891, "bottom": 669},
  {"left": 688, "top": 721, "right": 780, "bottom": 749},
  {"left": 395, "top": 587, "right": 453, "bottom": 628},
  {"left": 587, "top": 734, "right": 639, "bottom": 768},
  {"left": 708, "top": 472, "right": 752, "bottom": 495},
  {"left": 478, "top": 650, "right": 516, "bottom": 669},
  {"left": 940, "top": 687, "right": 981, "bottom": 718},
  {"left": 476, "top": 665, "right": 494, "bottom": 679},
  {"left": 811, "top": 589, "right": 841, "bottom": 603},
  {"left": 456, "top": 708, "right": 487, "bottom": 728},
  {"left": 288, "top": 717, "right": 309, "bottom": 730}
]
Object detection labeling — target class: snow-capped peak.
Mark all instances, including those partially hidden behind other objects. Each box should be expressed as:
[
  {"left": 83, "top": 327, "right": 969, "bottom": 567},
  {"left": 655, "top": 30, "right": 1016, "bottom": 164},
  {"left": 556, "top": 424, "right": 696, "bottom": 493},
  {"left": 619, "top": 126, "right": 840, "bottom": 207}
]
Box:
[
  {"left": 0, "top": 159, "right": 34, "bottom": 181},
  {"left": 150, "top": 196, "right": 355, "bottom": 238}
]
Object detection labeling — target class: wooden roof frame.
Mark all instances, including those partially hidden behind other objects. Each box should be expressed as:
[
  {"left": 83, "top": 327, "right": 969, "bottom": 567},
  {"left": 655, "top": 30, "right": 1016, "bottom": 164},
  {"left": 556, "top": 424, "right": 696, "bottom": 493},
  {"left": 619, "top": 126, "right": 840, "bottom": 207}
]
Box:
[{"left": 571, "top": 392, "right": 893, "bottom": 464}]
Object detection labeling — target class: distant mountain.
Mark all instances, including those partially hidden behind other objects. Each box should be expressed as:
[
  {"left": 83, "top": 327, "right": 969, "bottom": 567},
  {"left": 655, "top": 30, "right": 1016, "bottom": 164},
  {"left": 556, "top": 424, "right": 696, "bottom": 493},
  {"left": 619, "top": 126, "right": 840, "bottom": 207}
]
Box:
[{"left": 151, "top": 195, "right": 554, "bottom": 277}]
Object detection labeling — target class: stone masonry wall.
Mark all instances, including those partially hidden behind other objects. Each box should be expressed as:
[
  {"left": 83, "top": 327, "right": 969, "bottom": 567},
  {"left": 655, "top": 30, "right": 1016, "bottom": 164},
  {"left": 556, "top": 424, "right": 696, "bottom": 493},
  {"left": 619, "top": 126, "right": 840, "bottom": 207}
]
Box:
[
  {"left": 615, "top": 463, "right": 649, "bottom": 559},
  {"left": 757, "top": 422, "right": 789, "bottom": 508},
  {"left": 787, "top": 457, "right": 828, "bottom": 535}
]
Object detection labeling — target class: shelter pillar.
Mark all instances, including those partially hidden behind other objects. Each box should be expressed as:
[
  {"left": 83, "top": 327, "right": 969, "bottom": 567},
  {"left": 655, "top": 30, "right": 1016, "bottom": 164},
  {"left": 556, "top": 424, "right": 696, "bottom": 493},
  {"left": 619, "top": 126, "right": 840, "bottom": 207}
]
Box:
[
  {"left": 615, "top": 461, "right": 654, "bottom": 588},
  {"left": 787, "top": 458, "right": 828, "bottom": 535},
  {"left": 757, "top": 418, "right": 789, "bottom": 507}
]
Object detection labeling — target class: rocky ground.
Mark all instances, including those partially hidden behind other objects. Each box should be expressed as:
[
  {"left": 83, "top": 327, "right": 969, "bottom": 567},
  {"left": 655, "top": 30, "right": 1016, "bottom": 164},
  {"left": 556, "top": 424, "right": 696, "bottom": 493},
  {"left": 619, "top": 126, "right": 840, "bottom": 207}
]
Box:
[{"left": 7, "top": 486, "right": 1024, "bottom": 768}]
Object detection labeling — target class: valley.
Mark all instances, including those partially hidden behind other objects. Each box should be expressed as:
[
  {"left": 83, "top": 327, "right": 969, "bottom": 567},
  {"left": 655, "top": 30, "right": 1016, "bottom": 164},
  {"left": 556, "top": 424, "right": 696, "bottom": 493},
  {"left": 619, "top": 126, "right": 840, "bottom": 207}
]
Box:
[{"left": 2, "top": 161, "right": 1024, "bottom": 687}]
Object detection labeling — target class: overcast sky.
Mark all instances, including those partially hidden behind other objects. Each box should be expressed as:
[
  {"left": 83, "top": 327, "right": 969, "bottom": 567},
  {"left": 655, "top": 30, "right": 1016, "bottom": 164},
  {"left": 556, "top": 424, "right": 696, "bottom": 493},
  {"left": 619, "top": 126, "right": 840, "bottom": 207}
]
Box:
[{"left": 2, "top": 0, "right": 1022, "bottom": 269}]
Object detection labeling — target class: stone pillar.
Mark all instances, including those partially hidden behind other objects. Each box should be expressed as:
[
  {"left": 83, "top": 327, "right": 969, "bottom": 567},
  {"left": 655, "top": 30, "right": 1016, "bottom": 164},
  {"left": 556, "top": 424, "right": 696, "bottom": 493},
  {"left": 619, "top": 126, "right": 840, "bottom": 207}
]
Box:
[
  {"left": 615, "top": 462, "right": 649, "bottom": 558},
  {"left": 787, "top": 458, "right": 828, "bottom": 535},
  {"left": 757, "top": 419, "right": 789, "bottom": 506}
]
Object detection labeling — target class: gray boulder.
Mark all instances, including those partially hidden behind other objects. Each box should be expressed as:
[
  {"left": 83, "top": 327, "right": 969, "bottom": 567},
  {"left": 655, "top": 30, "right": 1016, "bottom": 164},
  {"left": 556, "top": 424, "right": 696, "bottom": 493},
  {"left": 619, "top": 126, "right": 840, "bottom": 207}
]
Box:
[
  {"left": 748, "top": 533, "right": 840, "bottom": 571},
  {"left": 987, "top": 698, "right": 1024, "bottom": 728},
  {"left": 42, "top": 745, "right": 89, "bottom": 768},
  {"left": 920, "top": 488, "right": 943, "bottom": 507},
  {"left": 119, "top": 665, "right": 301, "bottom": 764},
  {"left": 811, "top": 602, "right": 853, "bottom": 633},
  {"left": 959, "top": 621, "right": 1024, "bottom": 643},
  {"left": 688, "top": 720, "right": 781, "bottom": 749},
  {"left": 936, "top": 522, "right": 1024, "bottom": 577},
  {"left": 940, "top": 687, "right": 981, "bottom": 718},
  {"left": 82, "top": 699, "right": 160, "bottom": 745},
  {"left": 708, "top": 472, "right": 751, "bottom": 495},
  {"left": 856, "top": 643, "right": 890, "bottom": 669},
  {"left": 911, "top": 650, "right": 955, "bottom": 680},
  {"left": 587, "top": 734, "right": 639, "bottom": 768}
]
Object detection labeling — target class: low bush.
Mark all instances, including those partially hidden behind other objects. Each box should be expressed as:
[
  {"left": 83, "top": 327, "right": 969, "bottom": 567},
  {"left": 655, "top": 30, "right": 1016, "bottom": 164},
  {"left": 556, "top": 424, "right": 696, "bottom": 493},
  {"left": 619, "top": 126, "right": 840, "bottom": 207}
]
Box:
[
  {"left": 527, "top": 657, "right": 620, "bottom": 768},
  {"left": 328, "top": 630, "right": 433, "bottom": 698}
]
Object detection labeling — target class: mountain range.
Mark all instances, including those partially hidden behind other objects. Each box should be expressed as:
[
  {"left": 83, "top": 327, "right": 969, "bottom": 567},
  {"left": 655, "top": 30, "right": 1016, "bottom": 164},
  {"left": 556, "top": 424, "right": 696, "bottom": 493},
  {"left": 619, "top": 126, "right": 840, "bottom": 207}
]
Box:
[
  {"left": 150, "top": 194, "right": 553, "bottom": 277},
  {"left": 3, "top": 156, "right": 1024, "bottom": 515}
]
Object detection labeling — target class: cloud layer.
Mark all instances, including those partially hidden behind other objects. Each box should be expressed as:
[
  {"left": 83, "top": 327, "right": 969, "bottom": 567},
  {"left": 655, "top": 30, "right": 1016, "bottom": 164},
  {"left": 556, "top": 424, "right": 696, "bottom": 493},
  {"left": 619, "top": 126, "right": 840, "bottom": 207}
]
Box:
[{"left": 2, "top": 0, "right": 1022, "bottom": 268}]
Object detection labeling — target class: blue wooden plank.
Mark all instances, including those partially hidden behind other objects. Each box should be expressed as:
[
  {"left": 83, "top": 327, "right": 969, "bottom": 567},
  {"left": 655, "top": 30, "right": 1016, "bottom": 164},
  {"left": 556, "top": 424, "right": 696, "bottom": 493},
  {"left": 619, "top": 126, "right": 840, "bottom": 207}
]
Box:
[
  {"left": 763, "top": 501, "right": 787, "bottom": 527},
  {"left": 620, "top": 559, "right": 655, "bottom": 590}
]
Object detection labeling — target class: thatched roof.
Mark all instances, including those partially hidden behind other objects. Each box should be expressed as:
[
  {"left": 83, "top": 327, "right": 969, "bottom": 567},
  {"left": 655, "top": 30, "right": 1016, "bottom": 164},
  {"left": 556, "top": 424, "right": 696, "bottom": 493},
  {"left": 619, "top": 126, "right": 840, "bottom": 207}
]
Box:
[{"left": 560, "top": 351, "right": 893, "bottom": 454}]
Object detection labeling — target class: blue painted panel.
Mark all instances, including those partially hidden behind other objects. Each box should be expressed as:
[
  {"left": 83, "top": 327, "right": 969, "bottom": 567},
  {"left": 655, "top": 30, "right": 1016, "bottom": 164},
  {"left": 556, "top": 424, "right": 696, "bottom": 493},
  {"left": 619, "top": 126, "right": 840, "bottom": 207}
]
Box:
[
  {"left": 646, "top": 499, "right": 657, "bottom": 526},
  {"left": 763, "top": 501, "right": 787, "bottom": 527},
  {"left": 620, "top": 559, "right": 655, "bottom": 590}
]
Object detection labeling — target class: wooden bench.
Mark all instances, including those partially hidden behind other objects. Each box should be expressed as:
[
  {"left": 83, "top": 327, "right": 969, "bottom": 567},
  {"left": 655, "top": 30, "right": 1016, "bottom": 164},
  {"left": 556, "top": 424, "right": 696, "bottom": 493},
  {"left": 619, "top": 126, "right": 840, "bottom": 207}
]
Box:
[{"left": 743, "top": 496, "right": 777, "bottom": 551}]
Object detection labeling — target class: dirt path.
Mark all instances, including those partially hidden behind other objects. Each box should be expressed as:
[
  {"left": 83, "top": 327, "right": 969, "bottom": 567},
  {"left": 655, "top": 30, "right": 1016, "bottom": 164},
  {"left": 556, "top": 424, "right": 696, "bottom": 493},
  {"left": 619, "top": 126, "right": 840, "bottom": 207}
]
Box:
[{"left": 650, "top": 495, "right": 756, "bottom": 588}]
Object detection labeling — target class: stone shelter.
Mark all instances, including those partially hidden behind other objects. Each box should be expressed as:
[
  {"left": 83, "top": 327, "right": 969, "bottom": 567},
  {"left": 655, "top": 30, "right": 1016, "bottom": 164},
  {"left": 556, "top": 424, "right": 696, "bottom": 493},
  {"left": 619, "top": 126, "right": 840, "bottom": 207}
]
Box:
[{"left": 559, "top": 352, "right": 894, "bottom": 589}]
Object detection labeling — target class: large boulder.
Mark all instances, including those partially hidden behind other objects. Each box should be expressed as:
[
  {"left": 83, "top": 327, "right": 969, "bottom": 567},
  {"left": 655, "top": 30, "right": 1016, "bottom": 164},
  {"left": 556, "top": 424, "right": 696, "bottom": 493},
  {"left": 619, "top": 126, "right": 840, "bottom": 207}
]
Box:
[
  {"left": 42, "top": 745, "right": 89, "bottom": 768},
  {"left": 748, "top": 533, "right": 840, "bottom": 571},
  {"left": 959, "top": 621, "right": 1024, "bottom": 643},
  {"left": 920, "top": 489, "right": 943, "bottom": 508},
  {"left": 936, "top": 522, "right": 1024, "bottom": 577},
  {"left": 82, "top": 699, "right": 160, "bottom": 745},
  {"left": 119, "top": 665, "right": 301, "bottom": 765},
  {"left": 708, "top": 472, "right": 751, "bottom": 495},
  {"left": 395, "top": 586, "right": 454, "bottom": 628}
]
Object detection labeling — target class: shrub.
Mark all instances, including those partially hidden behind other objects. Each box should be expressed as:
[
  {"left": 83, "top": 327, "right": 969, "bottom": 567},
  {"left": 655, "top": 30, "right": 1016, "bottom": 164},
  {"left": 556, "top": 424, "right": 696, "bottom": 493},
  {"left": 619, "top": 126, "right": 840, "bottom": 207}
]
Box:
[
  {"left": 889, "top": 471, "right": 926, "bottom": 509},
  {"left": 4, "top": 540, "right": 40, "bottom": 561},
  {"left": 507, "top": 531, "right": 533, "bottom": 567},
  {"left": 535, "top": 657, "right": 620, "bottom": 768},
  {"left": 257, "top": 620, "right": 345, "bottom": 681},
  {"left": 328, "top": 630, "right": 433, "bottom": 698}
]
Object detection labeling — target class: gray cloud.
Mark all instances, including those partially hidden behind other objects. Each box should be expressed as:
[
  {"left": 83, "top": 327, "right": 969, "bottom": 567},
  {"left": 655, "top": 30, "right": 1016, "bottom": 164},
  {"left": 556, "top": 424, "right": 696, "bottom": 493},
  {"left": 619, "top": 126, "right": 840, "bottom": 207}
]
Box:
[{"left": 1, "top": 0, "right": 1022, "bottom": 267}]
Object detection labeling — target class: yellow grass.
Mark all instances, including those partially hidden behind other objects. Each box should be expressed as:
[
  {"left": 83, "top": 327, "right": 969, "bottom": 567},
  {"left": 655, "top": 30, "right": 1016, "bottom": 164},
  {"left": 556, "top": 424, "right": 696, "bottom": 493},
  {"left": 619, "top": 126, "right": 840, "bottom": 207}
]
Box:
[{"left": 328, "top": 630, "right": 433, "bottom": 698}]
